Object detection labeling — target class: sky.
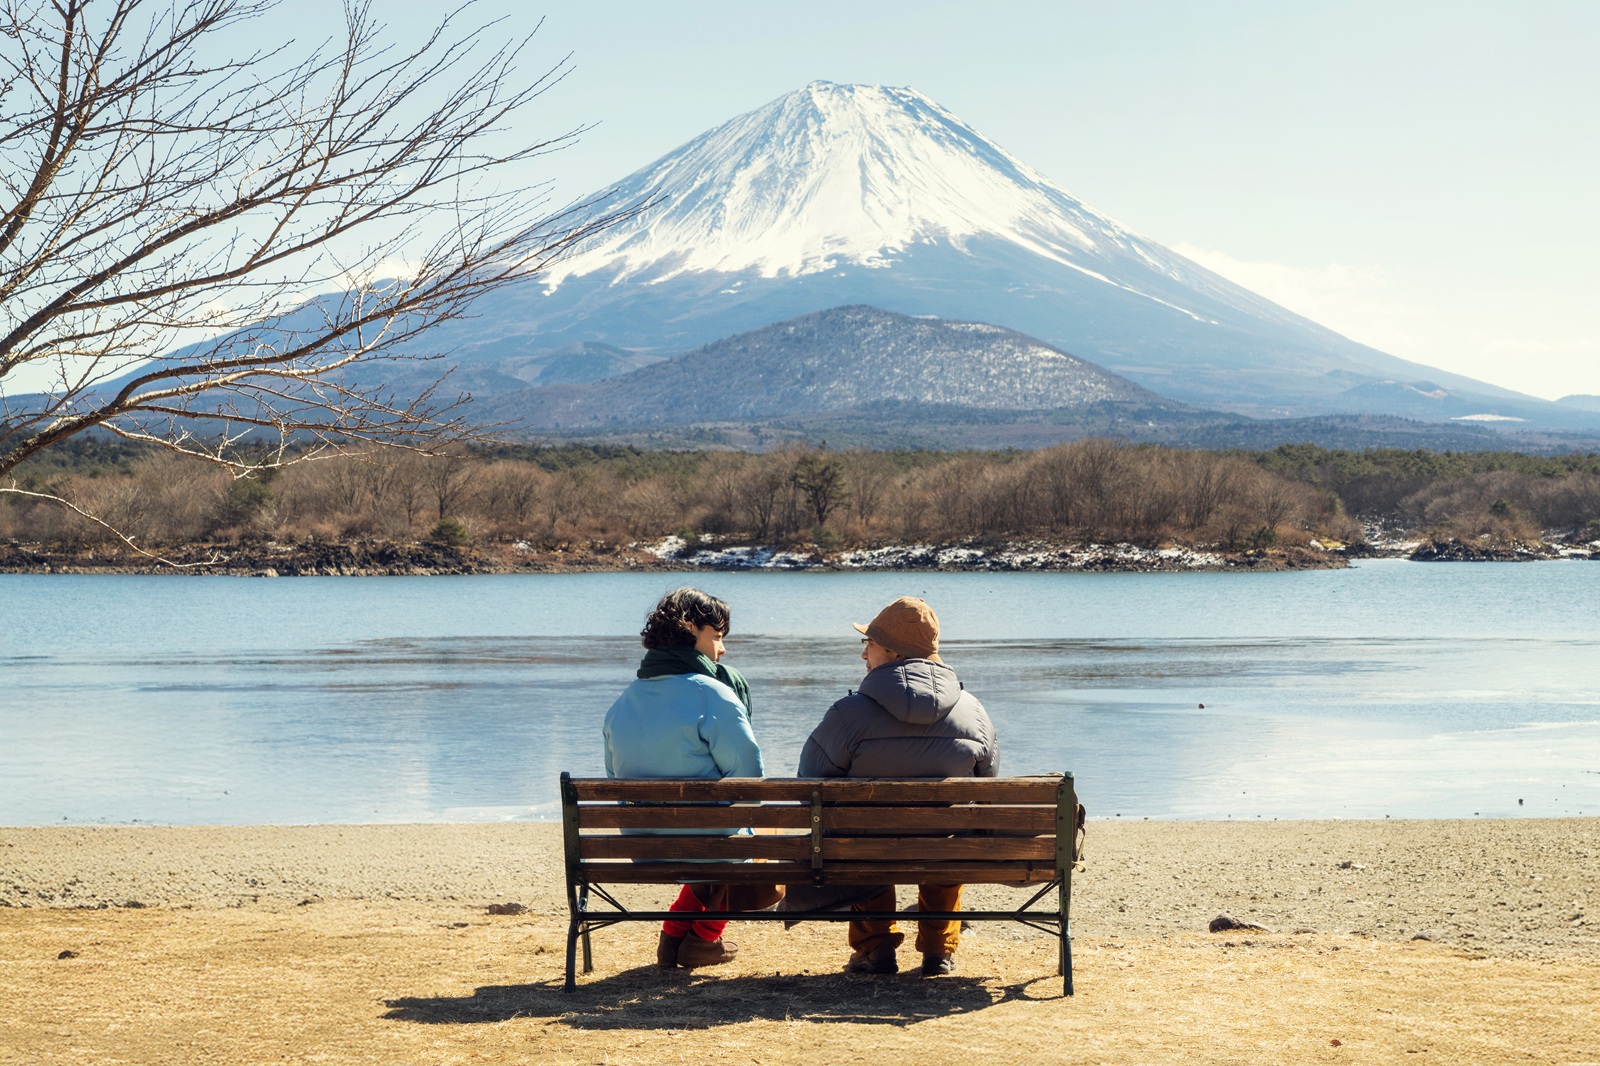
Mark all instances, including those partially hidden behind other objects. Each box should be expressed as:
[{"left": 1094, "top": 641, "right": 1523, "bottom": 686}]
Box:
[
  {"left": 22, "top": 0, "right": 1599, "bottom": 402},
  {"left": 430, "top": 0, "right": 1591, "bottom": 403}
]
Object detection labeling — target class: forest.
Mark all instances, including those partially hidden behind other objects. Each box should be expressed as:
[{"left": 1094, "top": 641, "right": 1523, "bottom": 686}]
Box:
[{"left": 5, "top": 438, "right": 1599, "bottom": 561}]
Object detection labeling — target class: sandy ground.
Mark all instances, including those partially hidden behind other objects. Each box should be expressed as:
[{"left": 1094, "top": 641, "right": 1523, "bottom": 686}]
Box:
[{"left": 2, "top": 819, "right": 1597, "bottom": 1065}]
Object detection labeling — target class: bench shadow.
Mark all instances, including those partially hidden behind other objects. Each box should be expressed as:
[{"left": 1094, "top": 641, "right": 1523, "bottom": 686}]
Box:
[{"left": 383, "top": 966, "right": 1067, "bottom": 1028}]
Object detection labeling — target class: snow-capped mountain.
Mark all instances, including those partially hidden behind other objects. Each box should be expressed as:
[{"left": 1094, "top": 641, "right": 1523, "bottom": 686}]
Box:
[
  {"left": 445, "top": 81, "right": 1587, "bottom": 427},
  {"left": 543, "top": 81, "right": 1252, "bottom": 317}
]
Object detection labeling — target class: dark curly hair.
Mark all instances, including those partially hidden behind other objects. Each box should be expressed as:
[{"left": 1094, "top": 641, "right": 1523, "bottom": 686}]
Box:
[{"left": 640, "top": 587, "right": 731, "bottom": 650}]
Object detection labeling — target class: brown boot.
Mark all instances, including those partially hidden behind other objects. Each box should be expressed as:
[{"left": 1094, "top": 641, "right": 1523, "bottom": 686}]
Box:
[
  {"left": 656, "top": 932, "right": 686, "bottom": 969},
  {"left": 846, "top": 941, "right": 899, "bottom": 974},
  {"left": 677, "top": 933, "right": 738, "bottom": 968}
]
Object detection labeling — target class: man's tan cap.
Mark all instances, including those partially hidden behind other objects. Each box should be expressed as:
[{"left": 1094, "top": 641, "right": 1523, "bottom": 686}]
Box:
[{"left": 853, "top": 596, "right": 942, "bottom": 662}]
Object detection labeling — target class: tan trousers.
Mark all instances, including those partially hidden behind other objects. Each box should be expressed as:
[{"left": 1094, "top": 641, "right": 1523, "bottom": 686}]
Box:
[{"left": 848, "top": 883, "right": 963, "bottom": 956}]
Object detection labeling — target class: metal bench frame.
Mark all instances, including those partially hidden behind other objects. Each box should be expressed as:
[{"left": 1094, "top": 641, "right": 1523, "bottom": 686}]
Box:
[{"left": 559, "top": 772, "right": 1080, "bottom": 995}]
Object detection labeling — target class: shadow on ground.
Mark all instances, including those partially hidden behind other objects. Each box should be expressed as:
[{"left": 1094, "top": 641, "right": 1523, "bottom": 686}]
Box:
[{"left": 383, "top": 966, "right": 1068, "bottom": 1028}]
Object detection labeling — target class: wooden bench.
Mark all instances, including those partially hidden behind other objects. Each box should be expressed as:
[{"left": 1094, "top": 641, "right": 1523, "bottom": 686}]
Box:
[{"left": 559, "top": 772, "right": 1082, "bottom": 994}]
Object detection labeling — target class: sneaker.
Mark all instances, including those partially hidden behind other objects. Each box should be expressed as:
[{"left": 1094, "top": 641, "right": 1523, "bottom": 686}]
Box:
[
  {"left": 920, "top": 953, "right": 955, "bottom": 976},
  {"left": 846, "top": 943, "right": 899, "bottom": 975},
  {"left": 656, "top": 932, "right": 685, "bottom": 969},
  {"left": 676, "top": 934, "right": 738, "bottom": 968}
]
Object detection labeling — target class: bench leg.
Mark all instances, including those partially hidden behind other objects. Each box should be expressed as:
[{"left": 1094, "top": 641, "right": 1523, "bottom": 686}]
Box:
[
  {"left": 1061, "top": 931, "right": 1074, "bottom": 996},
  {"left": 578, "top": 883, "right": 593, "bottom": 973},
  {"left": 565, "top": 919, "right": 580, "bottom": 992},
  {"left": 1058, "top": 874, "right": 1074, "bottom": 996}
]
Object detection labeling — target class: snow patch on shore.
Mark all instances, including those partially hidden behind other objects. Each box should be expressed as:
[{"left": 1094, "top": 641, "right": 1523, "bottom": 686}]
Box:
[{"left": 646, "top": 536, "right": 1226, "bottom": 571}]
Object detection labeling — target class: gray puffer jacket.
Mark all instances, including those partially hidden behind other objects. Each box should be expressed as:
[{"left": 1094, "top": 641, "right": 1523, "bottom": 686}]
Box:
[{"left": 797, "top": 658, "right": 998, "bottom": 778}]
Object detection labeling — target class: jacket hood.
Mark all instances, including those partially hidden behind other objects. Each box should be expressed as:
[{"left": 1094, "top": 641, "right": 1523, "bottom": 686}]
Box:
[{"left": 856, "top": 658, "right": 963, "bottom": 725}]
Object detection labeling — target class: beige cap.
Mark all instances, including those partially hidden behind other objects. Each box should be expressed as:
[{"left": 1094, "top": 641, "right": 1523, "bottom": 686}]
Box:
[{"left": 853, "top": 596, "right": 942, "bottom": 661}]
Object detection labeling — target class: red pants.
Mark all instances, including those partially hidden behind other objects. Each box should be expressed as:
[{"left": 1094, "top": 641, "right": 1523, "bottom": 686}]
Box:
[{"left": 662, "top": 884, "right": 727, "bottom": 941}]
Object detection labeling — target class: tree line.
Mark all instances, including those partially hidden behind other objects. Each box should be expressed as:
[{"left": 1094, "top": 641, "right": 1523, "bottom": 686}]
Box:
[{"left": 5, "top": 439, "right": 1598, "bottom": 554}]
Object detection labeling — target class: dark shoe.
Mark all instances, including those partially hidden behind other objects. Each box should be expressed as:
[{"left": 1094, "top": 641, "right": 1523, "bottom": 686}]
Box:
[
  {"left": 846, "top": 943, "right": 899, "bottom": 974},
  {"left": 677, "top": 934, "right": 738, "bottom": 968},
  {"left": 656, "top": 932, "right": 685, "bottom": 969},
  {"left": 920, "top": 953, "right": 955, "bottom": 976}
]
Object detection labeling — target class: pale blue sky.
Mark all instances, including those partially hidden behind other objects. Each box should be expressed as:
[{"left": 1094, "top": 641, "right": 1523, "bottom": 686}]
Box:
[{"left": 150, "top": 2, "right": 1600, "bottom": 401}]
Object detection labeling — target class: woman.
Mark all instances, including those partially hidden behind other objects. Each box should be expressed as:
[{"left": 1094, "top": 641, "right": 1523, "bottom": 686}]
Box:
[{"left": 603, "top": 586, "right": 765, "bottom": 970}]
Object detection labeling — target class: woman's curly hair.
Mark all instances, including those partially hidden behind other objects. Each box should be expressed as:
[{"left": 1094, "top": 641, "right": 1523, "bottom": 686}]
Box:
[{"left": 640, "top": 587, "right": 731, "bottom": 650}]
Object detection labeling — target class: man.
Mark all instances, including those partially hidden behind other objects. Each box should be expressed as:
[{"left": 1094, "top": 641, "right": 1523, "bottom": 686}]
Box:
[{"left": 797, "top": 596, "right": 999, "bottom": 976}]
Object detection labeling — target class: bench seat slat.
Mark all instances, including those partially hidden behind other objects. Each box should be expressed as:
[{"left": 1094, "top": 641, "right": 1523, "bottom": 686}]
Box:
[
  {"left": 822, "top": 807, "right": 1056, "bottom": 832},
  {"left": 573, "top": 780, "right": 816, "bottom": 802},
  {"left": 579, "top": 806, "right": 813, "bottom": 830},
  {"left": 576, "top": 861, "right": 810, "bottom": 884},
  {"left": 579, "top": 835, "right": 811, "bottom": 861},
  {"left": 571, "top": 777, "right": 1061, "bottom": 804},
  {"left": 822, "top": 836, "right": 1055, "bottom": 862},
  {"left": 574, "top": 861, "right": 1056, "bottom": 885},
  {"left": 816, "top": 863, "right": 1058, "bottom": 885}
]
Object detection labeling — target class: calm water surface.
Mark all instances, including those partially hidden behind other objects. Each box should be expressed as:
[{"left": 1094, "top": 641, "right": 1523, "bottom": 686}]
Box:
[{"left": 3, "top": 561, "right": 1597, "bottom": 824}]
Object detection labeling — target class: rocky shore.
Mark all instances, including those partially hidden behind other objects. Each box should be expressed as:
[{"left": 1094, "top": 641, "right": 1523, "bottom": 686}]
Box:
[
  {"left": 3, "top": 528, "right": 1596, "bottom": 576},
  {"left": 0, "top": 536, "right": 1346, "bottom": 576}
]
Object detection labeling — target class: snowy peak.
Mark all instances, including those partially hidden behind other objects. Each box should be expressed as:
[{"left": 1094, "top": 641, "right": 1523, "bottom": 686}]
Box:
[{"left": 547, "top": 81, "right": 1184, "bottom": 290}]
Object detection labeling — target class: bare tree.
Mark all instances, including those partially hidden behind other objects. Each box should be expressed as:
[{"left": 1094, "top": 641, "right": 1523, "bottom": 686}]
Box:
[
  {"left": 0, "top": 0, "right": 629, "bottom": 558},
  {"left": 423, "top": 453, "right": 476, "bottom": 522}
]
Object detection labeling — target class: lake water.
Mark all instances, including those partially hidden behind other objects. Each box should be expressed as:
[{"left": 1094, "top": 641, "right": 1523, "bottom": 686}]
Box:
[{"left": 3, "top": 561, "right": 1598, "bottom": 825}]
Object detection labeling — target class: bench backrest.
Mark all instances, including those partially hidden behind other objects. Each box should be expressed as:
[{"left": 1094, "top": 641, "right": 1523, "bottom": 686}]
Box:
[{"left": 560, "top": 774, "right": 1078, "bottom": 887}]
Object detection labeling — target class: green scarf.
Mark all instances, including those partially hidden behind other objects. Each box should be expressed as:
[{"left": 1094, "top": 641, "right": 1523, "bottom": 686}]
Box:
[{"left": 636, "top": 647, "right": 754, "bottom": 718}]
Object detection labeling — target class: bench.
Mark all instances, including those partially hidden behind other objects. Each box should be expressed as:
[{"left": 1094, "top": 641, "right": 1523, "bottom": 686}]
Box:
[{"left": 559, "top": 772, "right": 1083, "bottom": 994}]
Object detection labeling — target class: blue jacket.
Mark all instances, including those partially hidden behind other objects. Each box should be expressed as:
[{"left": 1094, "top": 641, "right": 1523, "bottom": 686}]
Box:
[{"left": 604, "top": 673, "right": 764, "bottom": 780}]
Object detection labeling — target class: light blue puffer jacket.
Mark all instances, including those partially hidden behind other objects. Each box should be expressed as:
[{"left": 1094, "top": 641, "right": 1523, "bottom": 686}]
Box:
[{"left": 604, "top": 673, "right": 764, "bottom": 780}]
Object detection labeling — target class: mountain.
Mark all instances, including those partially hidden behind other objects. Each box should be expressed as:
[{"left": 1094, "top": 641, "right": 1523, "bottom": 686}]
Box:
[
  {"left": 491, "top": 305, "right": 1173, "bottom": 431},
  {"left": 435, "top": 80, "right": 1592, "bottom": 430}
]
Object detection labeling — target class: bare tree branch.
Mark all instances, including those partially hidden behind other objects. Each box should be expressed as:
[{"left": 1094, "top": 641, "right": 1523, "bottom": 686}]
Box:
[{"left": 0, "top": 0, "right": 637, "bottom": 497}]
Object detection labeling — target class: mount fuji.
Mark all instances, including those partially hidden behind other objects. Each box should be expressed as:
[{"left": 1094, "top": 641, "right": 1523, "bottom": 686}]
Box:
[{"left": 419, "top": 82, "right": 1591, "bottom": 431}]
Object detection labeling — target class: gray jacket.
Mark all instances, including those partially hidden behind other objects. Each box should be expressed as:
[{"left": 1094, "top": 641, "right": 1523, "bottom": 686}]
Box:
[{"left": 797, "top": 658, "right": 998, "bottom": 778}]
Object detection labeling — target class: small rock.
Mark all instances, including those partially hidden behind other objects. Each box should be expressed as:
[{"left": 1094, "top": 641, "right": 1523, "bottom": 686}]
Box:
[
  {"left": 1209, "top": 914, "right": 1269, "bottom": 933},
  {"left": 1410, "top": 930, "right": 1445, "bottom": 942},
  {"left": 122, "top": 900, "right": 145, "bottom": 909},
  {"left": 486, "top": 902, "right": 528, "bottom": 916},
  {"left": 57, "top": 950, "right": 78, "bottom": 960},
  {"left": 1337, "top": 861, "right": 1366, "bottom": 871}
]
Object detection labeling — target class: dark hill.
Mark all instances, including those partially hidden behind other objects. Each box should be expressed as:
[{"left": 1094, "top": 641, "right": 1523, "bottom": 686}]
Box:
[{"left": 489, "top": 305, "right": 1174, "bottom": 430}]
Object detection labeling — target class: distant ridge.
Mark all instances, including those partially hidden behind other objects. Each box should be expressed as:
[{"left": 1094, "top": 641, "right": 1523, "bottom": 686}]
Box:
[{"left": 491, "top": 306, "right": 1172, "bottom": 430}]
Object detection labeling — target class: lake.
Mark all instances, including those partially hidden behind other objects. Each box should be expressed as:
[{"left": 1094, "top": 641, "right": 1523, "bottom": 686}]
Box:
[{"left": 3, "top": 561, "right": 1597, "bottom": 824}]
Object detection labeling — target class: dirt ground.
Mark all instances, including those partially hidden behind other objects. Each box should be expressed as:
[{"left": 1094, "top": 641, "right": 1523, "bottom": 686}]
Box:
[{"left": 2, "top": 820, "right": 1596, "bottom": 1065}]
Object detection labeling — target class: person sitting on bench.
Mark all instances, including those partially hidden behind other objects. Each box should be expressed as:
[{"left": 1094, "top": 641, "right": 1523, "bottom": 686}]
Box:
[
  {"left": 603, "top": 586, "right": 770, "bottom": 970},
  {"left": 797, "top": 596, "right": 999, "bottom": 977}
]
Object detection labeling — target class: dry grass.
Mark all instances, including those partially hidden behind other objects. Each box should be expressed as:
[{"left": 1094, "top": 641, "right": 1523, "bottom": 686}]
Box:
[
  {"left": 3, "top": 820, "right": 1596, "bottom": 1064},
  {"left": 4, "top": 900, "right": 1598, "bottom": 1066}
]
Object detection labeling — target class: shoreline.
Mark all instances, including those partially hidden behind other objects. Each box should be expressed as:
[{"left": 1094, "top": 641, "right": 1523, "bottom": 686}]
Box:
[
  {"left": 0, "top": 538, "right": 1564, "bottom": 577},
  {"left": 0, "top": 539, "right": 1349, "bottom": 576},
  {"left": 5, "top": 530, "right": 1594, "bottom": 577}
]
